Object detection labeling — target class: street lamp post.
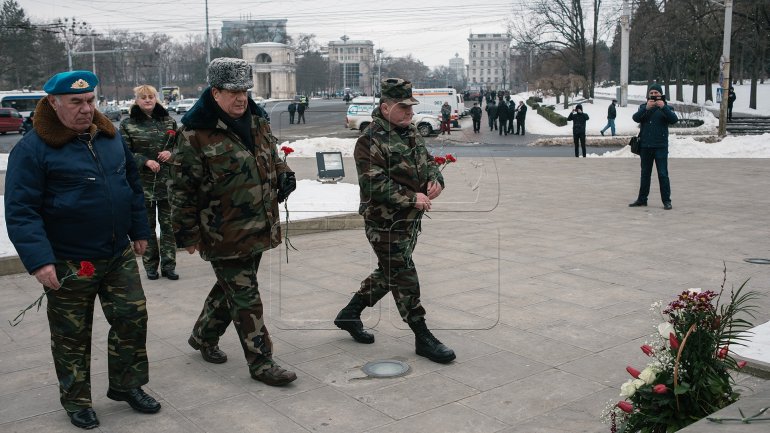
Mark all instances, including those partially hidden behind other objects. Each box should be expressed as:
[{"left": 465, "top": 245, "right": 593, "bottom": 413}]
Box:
[
  {"left": 340, "top": 35, "right": 349, "bottom": 93},
  {"left": 376, "top": 48, "right": 383, "bottom": 91}
]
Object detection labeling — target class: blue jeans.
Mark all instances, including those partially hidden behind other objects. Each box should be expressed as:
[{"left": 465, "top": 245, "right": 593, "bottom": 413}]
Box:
[
  {"left": 601, "top": 118, "right": 615, "bottom": 135},
  {"left": 637, "top": 147, "right": 671, "bottom": 204}
]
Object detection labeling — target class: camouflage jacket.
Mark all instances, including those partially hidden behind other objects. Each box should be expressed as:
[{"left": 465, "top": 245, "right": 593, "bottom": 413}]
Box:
[
  {"left": 355, "top": 108, "right": 444, "bottom": 231},
  {"left": 119, "top": 104, "right": 177, "bottom": 200},
  {"left": 169, "top": 88, "right": 291, "bottom": 261}
]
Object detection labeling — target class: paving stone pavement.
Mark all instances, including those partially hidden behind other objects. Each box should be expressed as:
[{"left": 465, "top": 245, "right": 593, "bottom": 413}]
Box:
[{"left": 1, "top": 157, "right": 769, "bottom": 432}]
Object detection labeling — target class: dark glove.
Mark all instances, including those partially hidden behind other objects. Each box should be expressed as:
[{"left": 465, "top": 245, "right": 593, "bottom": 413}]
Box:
[{"left": 277, "top": 171, "right": 296, "bottom": 203}]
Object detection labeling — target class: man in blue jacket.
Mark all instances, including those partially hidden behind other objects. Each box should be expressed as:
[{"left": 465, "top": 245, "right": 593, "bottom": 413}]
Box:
[
  {"left": 629, "top": 84, "right": 678, "bottom": 210},
  {"left": 4, "top": 70, "right": 160, "bottom": 429}
]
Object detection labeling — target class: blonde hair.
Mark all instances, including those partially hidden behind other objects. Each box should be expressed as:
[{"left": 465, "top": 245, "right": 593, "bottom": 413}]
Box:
[{"left": 133, "top": 84, "right": 158, "bottom": 99}]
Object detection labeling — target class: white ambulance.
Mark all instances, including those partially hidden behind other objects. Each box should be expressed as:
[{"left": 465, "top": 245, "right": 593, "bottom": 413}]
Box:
[{"left": 412, "top": 88, "right": 465, "bottom": 126}]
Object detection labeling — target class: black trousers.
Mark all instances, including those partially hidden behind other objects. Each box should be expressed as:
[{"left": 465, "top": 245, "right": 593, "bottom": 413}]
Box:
[
  {"left": 516, "top": 119, "right": 525, "bottom": 135},
  {"left": 472, "top": 118, "right": 481, "bottom": 132},
  {"left": 574, "top": 134, "right": 586, "bottom": 157}
]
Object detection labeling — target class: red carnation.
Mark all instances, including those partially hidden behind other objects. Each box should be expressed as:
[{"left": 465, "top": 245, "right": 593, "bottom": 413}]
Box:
[
  {"left": 166, "top": 129, "right": 176, "bottom": 136},
  {"left": 77, "top": 261, "right": 95, "bottom": 278},
  {"left": 616, "top": 401, "right": 633, "bottom": 413},
  {"left": 652, "top": 384, "right": 668, "bottom": 394},
  {"left": 433, "top": 156, "right": 446, "bottom": 165},
  {"left": 281, "top": 146, "right": 294, "bottom": 155},
  {"left": 626, "top": 366, "right": 641, "bottom": 378},
  {"left": 445, "top": 153, "right": 457, "bottom": 163},
  {"left": 640, "top": 345, "right": 654, "bottom": 356},
  {"left": 669, "top": 333, "right": 680, "bottom": 350}
]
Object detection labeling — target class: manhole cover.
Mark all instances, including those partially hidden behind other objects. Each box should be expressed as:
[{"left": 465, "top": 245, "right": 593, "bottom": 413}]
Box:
[
  {"left": 744, "top": 258, "right": 770, "bottom": 265},
  {"left": 362, "top": 360, "right": 410, "bottom": 378}
]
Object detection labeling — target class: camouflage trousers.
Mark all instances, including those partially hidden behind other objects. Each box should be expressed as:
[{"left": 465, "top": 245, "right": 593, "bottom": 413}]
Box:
[
  {"left": 190, "top": 254, "right": 274, "bottom": 375},
  {"left": 356, "top": 225, "right": 426, "bottom": 323},
  {"left": 142, "top": 198, "right": 177, "bottom": 272},
  {"left": 46, "top": 246, "right": 149, "bottom": 412}
]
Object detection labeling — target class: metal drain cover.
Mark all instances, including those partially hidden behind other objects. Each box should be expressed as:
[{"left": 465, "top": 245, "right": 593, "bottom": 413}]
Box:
[
  {"left": 744, "top": 258, "right": 770, "bottom": 265},
  {"left": 362, "top": 359, "right": 410, "bottom": 378}
]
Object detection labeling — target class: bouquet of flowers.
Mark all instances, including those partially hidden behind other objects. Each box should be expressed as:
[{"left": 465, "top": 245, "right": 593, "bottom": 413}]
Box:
[{"left": 602, "top": 270, "right": 759, "bottom": 432}]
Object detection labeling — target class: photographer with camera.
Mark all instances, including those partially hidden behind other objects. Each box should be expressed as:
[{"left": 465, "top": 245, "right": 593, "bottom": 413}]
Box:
[
  {"left": 567, "top": 104, "right": 590, "bottom": 157},
  {"left": 628, "top": 84, "right": 678, "bottom": 210}
]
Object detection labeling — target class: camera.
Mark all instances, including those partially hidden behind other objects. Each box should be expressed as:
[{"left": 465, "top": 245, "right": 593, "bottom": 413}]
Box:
[{"left": 649, "top": 95, "right": 665, "bottom": 101}]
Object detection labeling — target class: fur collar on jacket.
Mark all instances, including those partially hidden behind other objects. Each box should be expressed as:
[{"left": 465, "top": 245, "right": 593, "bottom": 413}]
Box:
[
  {"left": 129, "top": 102, "right": 170, "bottom": 121},
  {"left": 181, "top": 87, "right": 267, "bottom": 130},
  {"left": 33, "top": 97, "right": 116, "bottom": 148}
]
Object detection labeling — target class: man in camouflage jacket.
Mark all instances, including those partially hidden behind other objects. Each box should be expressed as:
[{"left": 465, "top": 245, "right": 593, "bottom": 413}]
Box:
[
  {"left": 120, "top": 84, "right": 179, "bottom": 281},
  {"left": 169, "top": 58, "right": 298, "bottom": 386},
  {"left": 334, "top": 78, "right": 456, "bottom": 364}
]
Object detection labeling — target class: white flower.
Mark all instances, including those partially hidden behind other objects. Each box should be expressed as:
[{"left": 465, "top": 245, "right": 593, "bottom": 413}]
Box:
[
  {"left": 620, "top": 380, "right": 637, "bottom": 398},
  {"left": 688, "top": 288, "right": 702, "bottom": 294},
  {"left": 632, "top": 378, "right": 646, "bottom": 389},
  {"left": 639, "top": 367, "right": 658, "bottom": 385},
  {"left": 658, "top": 322, "right": 675, "bottom": 339}
]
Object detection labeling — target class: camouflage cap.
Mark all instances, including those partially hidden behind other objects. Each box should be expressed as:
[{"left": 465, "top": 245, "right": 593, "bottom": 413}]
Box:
[{"left": 380, "top": 78, "right": 419, "bottom": 105}]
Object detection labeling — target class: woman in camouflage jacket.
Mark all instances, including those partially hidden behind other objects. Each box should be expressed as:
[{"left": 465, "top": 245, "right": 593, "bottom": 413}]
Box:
[{"left": 119, "top": 84, "right": 179, "bottom": 280}]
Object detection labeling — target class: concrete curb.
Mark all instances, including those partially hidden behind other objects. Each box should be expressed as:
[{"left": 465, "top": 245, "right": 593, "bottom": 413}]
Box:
[{"left": 0, "top": 213, "right": 363, "bottom": 277}]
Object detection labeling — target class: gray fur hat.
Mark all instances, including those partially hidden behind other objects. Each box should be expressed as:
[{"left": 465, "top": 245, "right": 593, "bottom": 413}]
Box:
[{"left": 207, "top": 57, "right": 252, "bottom": 91}]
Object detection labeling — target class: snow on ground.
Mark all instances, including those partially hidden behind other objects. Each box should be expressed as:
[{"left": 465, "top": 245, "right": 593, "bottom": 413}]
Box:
[{"left": 593, "top": 133, "right": 770, "bottom": 158}]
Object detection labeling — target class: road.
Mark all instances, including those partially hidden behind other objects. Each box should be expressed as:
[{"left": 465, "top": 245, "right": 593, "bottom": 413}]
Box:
[{"left": 0, "top": 98, "right": 623, "bottom": 157}]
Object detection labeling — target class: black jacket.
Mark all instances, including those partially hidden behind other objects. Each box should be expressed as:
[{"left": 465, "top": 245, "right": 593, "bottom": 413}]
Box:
[
  {"left": 607, "top": 103, "right": 616, "bottom": 119},
  {"left": 567, "top": 111, "right": 590, "bottom": 135}
]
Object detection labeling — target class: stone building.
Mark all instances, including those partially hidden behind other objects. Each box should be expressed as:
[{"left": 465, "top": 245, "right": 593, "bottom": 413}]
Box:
[
  {"left": 327, "top": 39, "right": 375, "bottom": 95},
  {"left": 242, "top": 42, "right": 296, "bottom": 99},
  {"left": 467, "top": 33, "right": 512, "bottom": 91}
]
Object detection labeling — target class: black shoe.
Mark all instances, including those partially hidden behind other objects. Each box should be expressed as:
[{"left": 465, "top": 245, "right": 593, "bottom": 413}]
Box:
[
  {"left": 334, "top": 294, "right": 375, "bottom": 344},
  {"left": 600, "top": 130, "right": 604, "bottom": 136},
  {"left": 409, "top": 320, "right": 456, "bottom": 363},
  {"left": 106, "top": 387, "right": 161, "bottom": 414},
  {"left": 664, "top": 202, "right": 672, "bottom": 210},
  {"left": 188, "top": 335, "right": 228, "bottom": 363},
  {"left": 251, "top": 361, "right": 297, "bottom": 386},
  {"left": 628, "top": 200, "right": 647, "bottom": 207},
  {"left": 146, "top": 270, "right": 159, "bottom": 280},
  {"left": 161, "top": 269, "right": 179, "bottom": 280},
  {"left": 68, "top": 408, "right": 99, "bottom": 429}
]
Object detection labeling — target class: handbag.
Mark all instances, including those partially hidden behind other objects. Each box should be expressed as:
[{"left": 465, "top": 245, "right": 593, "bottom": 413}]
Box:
[{"left": 629, "top": 134, "right": 641, "bottom": 155}]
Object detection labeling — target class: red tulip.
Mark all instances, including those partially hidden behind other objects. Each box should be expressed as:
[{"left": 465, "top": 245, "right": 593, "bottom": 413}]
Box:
[
  {"left": 616, "top": 401, "right": 633, "bottom": 413},
  {"left": 626, "top": 366, "right": 641, "bottom": 378},
  {"left": 669, "top": 333, "right": 680, "bottom": 350},
  {"left": 641, "top": 345, "right": 654, "bottom": 356},
  {"left": 652, "top": 384, "right": 668, "bottom": 394},
  {"left": 718, "top": 346, "right": 729, "bottom": 359},
  {"left": 77, "top": 261, "right": 95, "bottom": 278},
  {"left": 738, "top": 361, "right": 748, "bottom": 369}
]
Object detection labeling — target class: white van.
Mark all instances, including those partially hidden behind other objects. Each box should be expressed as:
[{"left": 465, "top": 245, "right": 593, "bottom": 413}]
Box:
[
  {"left": 344, "top": 97, "right": 441, "bottom": 136},
  {"left": 412, "top": 88, "right": 464, "bottom": 126}
]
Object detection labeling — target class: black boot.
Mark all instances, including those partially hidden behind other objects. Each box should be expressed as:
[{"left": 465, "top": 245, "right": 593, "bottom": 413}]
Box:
[
  {"left": 334, "top": 294, "right": 375, "bottom": 344},
  {"left": 409, "top": 320, "right": 456, "bottom": 363}
]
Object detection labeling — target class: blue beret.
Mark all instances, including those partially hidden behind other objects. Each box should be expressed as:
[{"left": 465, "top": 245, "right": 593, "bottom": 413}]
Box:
[{"left": 43, "top": 70, "right": 99, "bottom": 95}]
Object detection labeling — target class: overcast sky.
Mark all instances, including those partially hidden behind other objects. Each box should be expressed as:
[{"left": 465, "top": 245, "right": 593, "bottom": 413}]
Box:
[{"left": 17, "top": 0, "right": 542, "bottom": 68}]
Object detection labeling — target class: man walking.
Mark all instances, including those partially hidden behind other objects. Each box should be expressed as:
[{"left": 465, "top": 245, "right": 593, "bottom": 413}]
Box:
[
  {"left": 469, "top": 102, "right": 482, "bottom": 133},
  {"left": 287, "top": 101, "right": 296, "bottom": 124},
  {"left": 333, "top": 78, "right": 456, "bottom": 364},
  {"left": 600, "top": 99, "right": 617, "bottom": 136},
  {"left": 4, "top": 70, "right": 160, "bottom": 430},
  {"left": 297, "top": 99, "right": 306, "bottom": 124},
  {"left": 170, "top": 58, "right": 298, "bottom": 386}
]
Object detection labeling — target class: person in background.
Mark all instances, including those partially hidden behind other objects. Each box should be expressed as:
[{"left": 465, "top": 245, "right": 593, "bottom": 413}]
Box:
[
  {"left": 297, "top": 99, "right": 306, "bottom": 124},
  {"left": 4, "top": 70, "right": 159, "bottom": 430},
  {"left": 169, "top": 57, "right": 298, "bottom": 386},
  {"left": 120, "top": 84, "right": 179, "bottom": 281},
  {"left": 440, "top": 101, "right": 452, "bottom": 135},
  {"left": 567, "top": 104, "right": 590, "bottom": 157},
  {"left": 727, "top": 87, "right": 736, "bottom": 122},
  {"left": 485, "top": 99, "right": 498, "bottom": 131},
  {"left": 287, "top": 101, "right": 296, "bottom": 124},
  {"left": 496, "top": 94, "right": 509, "bottom": 136},
  {"left": 506, "top": 97, "right": 516, "bottom": 134},
  {"left": 334, "top": 77, "right": 456, "bottom": 364},
  {"left": 469, "top": 101, "right": 482, "bottom": 133},
  {"left": 600, "top": 99, "right": 617, "bottom": 136},
  {"left": 515, "top": 100, "right": 527, "bottom": 135},
  {"left": 629, "top": 84, "right": 678, "bottom": 210}
]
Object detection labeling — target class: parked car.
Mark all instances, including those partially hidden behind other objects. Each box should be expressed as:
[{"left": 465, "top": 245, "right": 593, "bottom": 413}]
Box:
[
  {"left": 345, "top": 98, "right": 440, "bottom": 137},
  {"left": 167, "top": 100, "right": 180, "bottom": 113},
  {"left": 175, "top": 98, "right": 198, "bottom": 113},
  {"left": 118, "top": 101, "right": 133, "bottom": 114},
  {"left": 0, "top": 107, "right": 24, "bottom": 134},
  {"left": 101, "top": 105, "right": 122, "bottom": 121}
]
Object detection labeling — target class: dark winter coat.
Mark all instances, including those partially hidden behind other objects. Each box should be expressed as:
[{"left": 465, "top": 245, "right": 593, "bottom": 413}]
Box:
[
  {"left": 496, "top": 100, "right": 509, "bottom": 121},
  {"left": 5, "top": 97, "right": 150, "bottom": 273},
  {"left": 485, "top": 102, "right": 498, "bottom": 119},
  {"left": 728, "top": 91, "right": 736, "bottom": 108},
  {"left": 567, "top": 111, "right": 590, "bottom": 136},
  {"left": 470, "top": 106, "right": 482, "bottom": 120},
  {"left": 607, "top": 103, "right": 617, "bottom": 119},
  {"left": 632, "top": 102, "right": 678, "bottom": 148},
  {"left": 288, "top": 102, "right": 297, "bottom": 113}
]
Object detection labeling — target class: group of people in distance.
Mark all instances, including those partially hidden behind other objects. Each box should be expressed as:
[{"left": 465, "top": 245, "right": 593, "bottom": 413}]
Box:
[
  {"left": 4, "top": 59, "right": 454, "bottom": 430},
  {"left": 470, "top": 91, "right": 528, "bottom": 135}
]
